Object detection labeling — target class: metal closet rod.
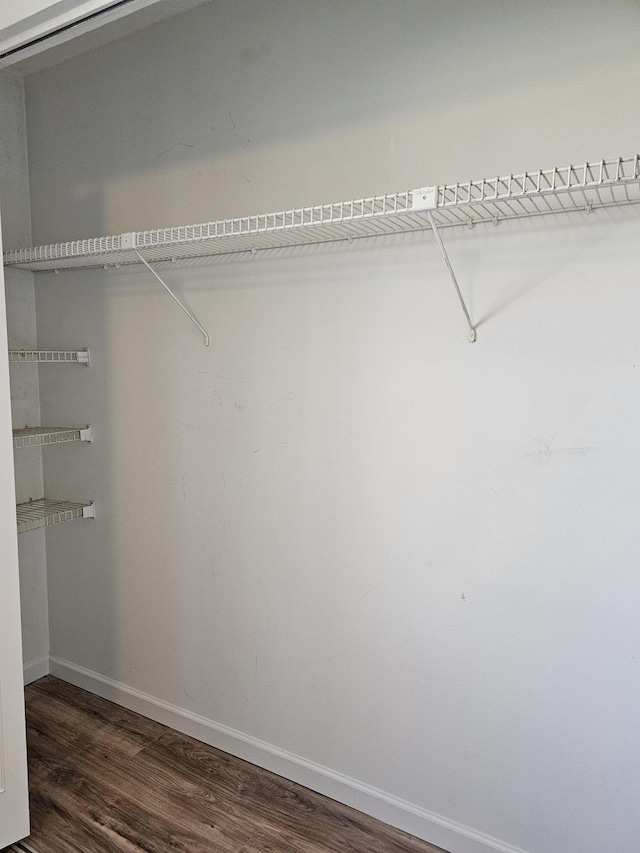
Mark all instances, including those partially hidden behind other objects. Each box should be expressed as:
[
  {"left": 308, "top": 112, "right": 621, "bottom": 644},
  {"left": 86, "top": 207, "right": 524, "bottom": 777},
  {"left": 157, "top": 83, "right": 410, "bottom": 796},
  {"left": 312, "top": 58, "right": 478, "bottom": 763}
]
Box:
[{"left": 133, "top": 249, "right": 210, "bottom": 347}]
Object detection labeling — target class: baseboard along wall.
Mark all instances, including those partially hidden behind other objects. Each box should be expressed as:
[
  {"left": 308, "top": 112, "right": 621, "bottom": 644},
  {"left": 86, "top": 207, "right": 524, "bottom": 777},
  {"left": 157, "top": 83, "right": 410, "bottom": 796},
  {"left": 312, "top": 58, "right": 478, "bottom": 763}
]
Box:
[
  {"left": 23, "top": 655, "right": 50, "bottom": 685},
  {"left": 47, "top": 655, "right": 530, "bottom": 853}
]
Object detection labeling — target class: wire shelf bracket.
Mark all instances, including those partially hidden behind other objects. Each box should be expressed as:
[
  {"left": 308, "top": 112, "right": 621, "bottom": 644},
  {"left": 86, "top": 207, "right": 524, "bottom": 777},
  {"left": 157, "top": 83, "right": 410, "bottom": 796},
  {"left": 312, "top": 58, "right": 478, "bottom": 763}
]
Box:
[
  {"left": 126, "top": 237, "right": 209, "bottom": 346},
  {"left": 426, "top": 211, "right": 476, "bottom": 343}
]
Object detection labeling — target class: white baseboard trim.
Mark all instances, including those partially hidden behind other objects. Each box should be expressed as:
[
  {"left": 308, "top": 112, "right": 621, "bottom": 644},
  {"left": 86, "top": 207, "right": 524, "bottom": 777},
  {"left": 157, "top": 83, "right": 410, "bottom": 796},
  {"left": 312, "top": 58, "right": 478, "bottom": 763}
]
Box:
[
  {"left": 49, "top": 656, "right": 529, "bottom": 853},
  {"left": 23, "top": 655, "right": 50, "bottom": 685}
]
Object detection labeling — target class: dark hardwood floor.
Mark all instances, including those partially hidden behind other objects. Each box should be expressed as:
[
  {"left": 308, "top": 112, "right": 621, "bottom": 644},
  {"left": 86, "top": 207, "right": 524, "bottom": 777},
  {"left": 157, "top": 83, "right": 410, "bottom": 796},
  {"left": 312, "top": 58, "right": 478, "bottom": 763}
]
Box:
[{"left": 14, "top": 676, "right": 447, "bottom": 853}]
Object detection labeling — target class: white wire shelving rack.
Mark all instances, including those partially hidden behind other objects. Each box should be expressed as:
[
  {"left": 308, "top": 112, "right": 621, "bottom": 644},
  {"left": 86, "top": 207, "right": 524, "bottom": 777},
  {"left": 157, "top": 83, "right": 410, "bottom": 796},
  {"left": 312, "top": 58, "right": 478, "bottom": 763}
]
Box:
[
  {"left": 4, "top": 155, "right": 639, "bottom": 342},
  {"left": 8, "top": 348, "right": 90, "bottom": 365},
  {"left": 16, "top": 498, "right": 95, "bottom": 534},
  {"left": 13, "top": 425, "right": 93, "bottom": 449}
]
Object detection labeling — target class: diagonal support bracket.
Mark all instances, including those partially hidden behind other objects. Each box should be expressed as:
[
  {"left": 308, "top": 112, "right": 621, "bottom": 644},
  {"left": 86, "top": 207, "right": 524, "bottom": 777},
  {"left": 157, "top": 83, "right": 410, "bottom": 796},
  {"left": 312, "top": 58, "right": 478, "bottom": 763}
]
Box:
[
  {"left": 120, "top": 234, "right": 210, "bottom": 346},
  {"left": 426, "top": 212, "right": 476, "bottom": 343},
  {"left": 133, "top": 249, "right": 210, "bottom": 346}
]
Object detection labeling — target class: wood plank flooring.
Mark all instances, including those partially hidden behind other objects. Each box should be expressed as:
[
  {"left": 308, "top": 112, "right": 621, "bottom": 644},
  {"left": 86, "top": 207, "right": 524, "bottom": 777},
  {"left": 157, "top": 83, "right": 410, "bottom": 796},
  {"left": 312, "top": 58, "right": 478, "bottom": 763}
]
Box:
[{"left": 14, "top": 676, "right": 447, "bottom": 853}]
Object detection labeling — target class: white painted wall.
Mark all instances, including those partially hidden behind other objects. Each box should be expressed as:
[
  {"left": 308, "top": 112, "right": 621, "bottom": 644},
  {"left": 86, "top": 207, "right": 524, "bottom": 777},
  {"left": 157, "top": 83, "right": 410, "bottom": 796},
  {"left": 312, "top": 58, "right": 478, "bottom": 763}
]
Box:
[
  {"left": 0, "top": 70, "right": 48, "bottom": 678},
  {"left": 21, "top": 2, "right": 640, "bottom": 852}
]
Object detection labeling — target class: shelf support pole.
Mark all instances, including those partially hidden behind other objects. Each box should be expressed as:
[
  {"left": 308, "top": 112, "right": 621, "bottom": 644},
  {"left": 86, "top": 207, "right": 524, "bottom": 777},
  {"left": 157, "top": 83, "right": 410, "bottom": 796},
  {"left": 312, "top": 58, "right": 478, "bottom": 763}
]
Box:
[
  {"left": 426, "top": 212, "right": 476, "bottom": 343},
  {"left": 133, "top": 250, "right": 210, "bottom": 347}
]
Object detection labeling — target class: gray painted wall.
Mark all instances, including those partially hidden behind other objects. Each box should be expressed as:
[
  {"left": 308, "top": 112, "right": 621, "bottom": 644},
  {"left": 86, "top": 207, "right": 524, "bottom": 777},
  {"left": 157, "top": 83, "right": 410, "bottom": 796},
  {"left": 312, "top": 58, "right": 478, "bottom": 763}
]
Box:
[{"left": 16, "top": 1, "right": 640, "bottom": 851}]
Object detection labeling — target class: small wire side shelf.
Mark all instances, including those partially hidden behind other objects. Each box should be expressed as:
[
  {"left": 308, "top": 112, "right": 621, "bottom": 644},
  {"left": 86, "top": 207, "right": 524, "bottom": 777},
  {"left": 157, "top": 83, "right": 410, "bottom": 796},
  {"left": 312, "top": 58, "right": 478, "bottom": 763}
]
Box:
[
  {"left": 4, "top": 155, "right": 639, "bottom": 273},
  {"left": 16, "top": 498, "right": 95, "bottom": 534},
  {"left": 13, "top": 426, "right": 92, "bottom": 449},
  {"left": 9, "top": 349, "right": 90, "bottom": 365}
]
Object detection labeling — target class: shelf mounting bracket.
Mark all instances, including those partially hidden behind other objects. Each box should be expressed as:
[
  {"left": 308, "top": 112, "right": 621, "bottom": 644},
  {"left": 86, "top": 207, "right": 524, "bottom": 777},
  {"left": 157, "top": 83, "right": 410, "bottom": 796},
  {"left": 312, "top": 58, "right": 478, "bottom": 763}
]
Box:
[
  {"left": 128, "top": 242, "right": 210, "bottom": 346},
  {"left": 426, "top": 212, "right": 476, "bottom": 343}
]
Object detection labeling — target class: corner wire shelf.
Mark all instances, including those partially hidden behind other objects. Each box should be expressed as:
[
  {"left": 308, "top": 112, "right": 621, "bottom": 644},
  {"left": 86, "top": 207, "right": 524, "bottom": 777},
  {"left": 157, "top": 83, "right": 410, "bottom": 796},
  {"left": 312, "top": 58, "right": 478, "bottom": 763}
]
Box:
[
  {"left": 9, "top": 348, "right": 90, "bottom": 365},
  {"left": 4, "top": 155, "right": 639, "bottom": 343},
  {"left": 13, "top": 425, "right": 93, "bottom": 449},
  {"left": 16, "top": 498, "right": 95, "bottom": 534}
]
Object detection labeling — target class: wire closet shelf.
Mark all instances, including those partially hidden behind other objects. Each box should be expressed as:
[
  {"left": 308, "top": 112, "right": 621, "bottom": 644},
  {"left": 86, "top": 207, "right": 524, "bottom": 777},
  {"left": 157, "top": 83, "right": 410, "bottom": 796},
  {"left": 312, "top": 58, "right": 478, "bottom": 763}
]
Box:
[
  {"left": 16, "top": 498, "right": 95, "bottom": 534},
  {"left": 9, "top": 349, "right": 90, "bottom": 365},
  {"left": 4, "top": 155, "right": 639, "bottom": 273},
  {"left": 13, "top": 426, "right": 92, "bottom": 449}
]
